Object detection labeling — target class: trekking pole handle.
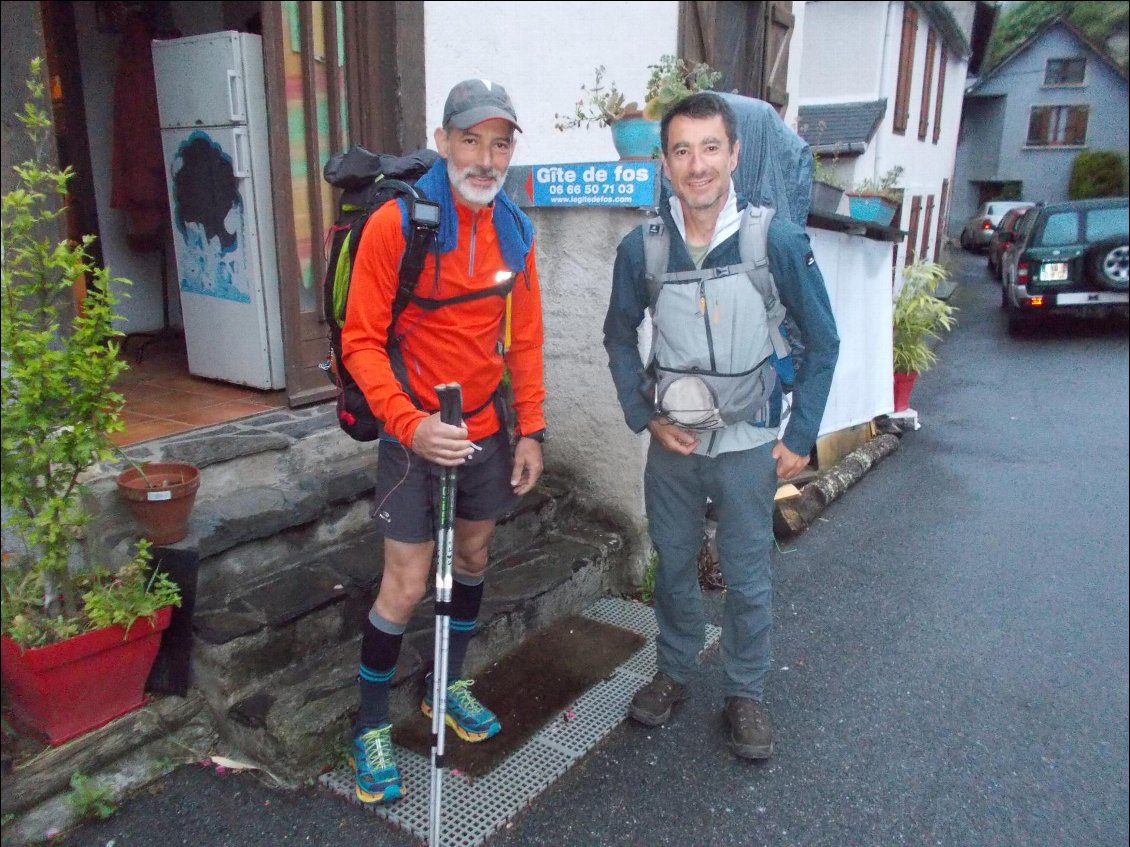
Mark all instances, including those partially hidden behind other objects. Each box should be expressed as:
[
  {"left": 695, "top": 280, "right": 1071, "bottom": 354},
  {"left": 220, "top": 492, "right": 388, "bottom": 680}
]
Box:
[{"left": 435, "top": 383, "right": 463, "bottom": 427}]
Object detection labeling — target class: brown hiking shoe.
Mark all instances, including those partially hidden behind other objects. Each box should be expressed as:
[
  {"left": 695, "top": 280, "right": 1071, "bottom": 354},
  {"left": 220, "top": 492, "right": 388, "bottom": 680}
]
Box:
[
  {"left": 724, "top": 697, "right": 774, "bottom": 759},
  {"left": 628, "top": 671, "right": 689, "bottom": 726}
]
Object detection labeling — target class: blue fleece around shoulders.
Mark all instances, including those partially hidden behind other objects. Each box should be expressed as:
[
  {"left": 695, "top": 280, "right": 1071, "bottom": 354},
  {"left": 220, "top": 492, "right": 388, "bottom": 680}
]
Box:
[{"left": 400, "top": 159, "right": 533, "bottom": 272}]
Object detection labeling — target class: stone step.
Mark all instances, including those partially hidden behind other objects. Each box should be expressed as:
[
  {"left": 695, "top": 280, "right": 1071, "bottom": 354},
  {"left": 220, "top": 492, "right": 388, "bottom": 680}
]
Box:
[
  {"left": 80, "top": 413, "right": 626, "bottom": 783},
  {"left": 191, "top": 516, "right": 625, "bottom": 783},
  {"left": 90, "top": 424, "right": 568, "bottom": 613}
]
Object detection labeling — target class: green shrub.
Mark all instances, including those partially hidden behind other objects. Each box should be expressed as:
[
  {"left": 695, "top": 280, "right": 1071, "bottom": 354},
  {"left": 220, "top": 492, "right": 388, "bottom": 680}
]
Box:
[
  {"left": 1069, "top": 150, "right": 1128, "bottom": 199},
  {"left": 2, "top": 59, "right": 179, "bottom": 647}
]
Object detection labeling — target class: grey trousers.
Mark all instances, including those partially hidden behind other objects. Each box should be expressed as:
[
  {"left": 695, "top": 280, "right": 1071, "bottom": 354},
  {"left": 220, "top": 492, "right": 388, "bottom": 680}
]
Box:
[{"left": 644, "top": 438, "right": 778, "bottom": 700}]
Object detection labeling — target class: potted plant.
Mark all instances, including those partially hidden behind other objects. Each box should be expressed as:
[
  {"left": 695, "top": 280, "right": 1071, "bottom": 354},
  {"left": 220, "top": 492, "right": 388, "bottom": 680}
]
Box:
[
  {"left": 1, "top": 60, "right": 181, "bottom": 745},
  {"left": 847, "top": 165, "right": 904, "bottom": 226},
  {"left": 892, "top": 260, "right": 958, "bottom": 411},
  {"left": 554, "top": 56, "right": 721, "bottom": 159},
  {"left": 810, "top": 156, "right": 847, "bottom": 214},
  {"left": 115, "top": 457, "right": 201, "bottom": 545}
]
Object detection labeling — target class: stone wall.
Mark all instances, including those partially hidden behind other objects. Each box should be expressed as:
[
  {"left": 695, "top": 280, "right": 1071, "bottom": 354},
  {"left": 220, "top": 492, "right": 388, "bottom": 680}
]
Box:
[{"left": 527, "top": 206, "right": 652, "bottom": 590}]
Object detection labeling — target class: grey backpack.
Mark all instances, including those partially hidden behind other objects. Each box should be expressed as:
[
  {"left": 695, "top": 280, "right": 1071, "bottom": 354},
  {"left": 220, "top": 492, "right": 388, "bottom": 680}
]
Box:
[{"left": 639, "top": 205, "right": 794, "bottom": 431}]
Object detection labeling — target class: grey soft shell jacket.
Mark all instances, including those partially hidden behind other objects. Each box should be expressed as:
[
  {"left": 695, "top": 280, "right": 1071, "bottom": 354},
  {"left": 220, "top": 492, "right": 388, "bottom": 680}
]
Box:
[{"left": 602, "top": 201, "right": 841, "bottom": 457}]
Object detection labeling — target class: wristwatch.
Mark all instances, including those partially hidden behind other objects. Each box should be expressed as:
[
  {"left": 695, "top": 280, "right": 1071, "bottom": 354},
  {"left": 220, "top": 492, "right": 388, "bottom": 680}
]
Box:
[{"left": 520, "top": 429, "right": 546, "bottom": 443}]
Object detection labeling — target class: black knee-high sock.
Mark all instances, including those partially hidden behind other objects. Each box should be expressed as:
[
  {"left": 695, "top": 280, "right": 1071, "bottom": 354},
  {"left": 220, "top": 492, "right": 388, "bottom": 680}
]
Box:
[
  {"left": 356, "top": 609, "right": 404, "bottom": 735},
  {"left": 447, "top": 572, "right": 484, "bottom": 682}
]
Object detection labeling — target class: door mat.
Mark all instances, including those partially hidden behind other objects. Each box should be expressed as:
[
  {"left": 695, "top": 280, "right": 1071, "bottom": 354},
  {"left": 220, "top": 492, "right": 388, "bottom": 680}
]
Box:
[{"left": 391, "top": 614, "right": 645, "bottom": 777}]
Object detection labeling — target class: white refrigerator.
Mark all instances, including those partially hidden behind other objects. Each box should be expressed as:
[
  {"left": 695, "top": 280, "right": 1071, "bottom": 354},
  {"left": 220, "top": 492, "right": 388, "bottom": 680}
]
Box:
[{"left": 152, "top": 31, "right": 285, "bottom": 390}]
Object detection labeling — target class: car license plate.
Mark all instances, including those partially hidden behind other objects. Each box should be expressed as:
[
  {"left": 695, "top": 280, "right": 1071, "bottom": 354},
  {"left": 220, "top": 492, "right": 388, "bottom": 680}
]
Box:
[{"left": 1040, "top": 262, "right": 1069, "bottom": 282}]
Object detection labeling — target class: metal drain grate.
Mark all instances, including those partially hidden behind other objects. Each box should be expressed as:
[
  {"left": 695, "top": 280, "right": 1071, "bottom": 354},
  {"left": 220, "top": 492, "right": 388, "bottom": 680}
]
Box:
[{"left": 320, "top": 597, "right": 720, "bottom": 847}]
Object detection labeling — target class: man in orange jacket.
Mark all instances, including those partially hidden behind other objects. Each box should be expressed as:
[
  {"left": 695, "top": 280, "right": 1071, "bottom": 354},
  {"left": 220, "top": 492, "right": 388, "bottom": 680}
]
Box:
[{"left": 340, "top": 79, "right": 546, "bottom": 804}]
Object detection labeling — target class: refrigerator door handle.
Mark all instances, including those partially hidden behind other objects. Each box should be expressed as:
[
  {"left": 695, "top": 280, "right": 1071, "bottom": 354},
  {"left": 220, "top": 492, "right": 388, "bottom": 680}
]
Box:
[
  {"left": 227, "top": 70, "right": 246, "bottom": 123},
  {"left": 232, "top": 128, "right": 250, "bottom": 179}
]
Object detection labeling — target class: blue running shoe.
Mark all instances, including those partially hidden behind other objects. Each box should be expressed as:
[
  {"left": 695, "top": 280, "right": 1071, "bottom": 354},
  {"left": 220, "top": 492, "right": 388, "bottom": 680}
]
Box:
[
  {"left": 349, "top": 725, "right": 403, "bottom": 804},
  {"left": 421, "top": 675, "right": 501, "bottom": 742}
]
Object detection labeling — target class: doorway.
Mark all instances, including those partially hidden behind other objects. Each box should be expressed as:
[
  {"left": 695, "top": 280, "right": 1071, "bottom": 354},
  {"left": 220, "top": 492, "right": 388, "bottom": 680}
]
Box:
[{"left": 39, "top": 1, "right": 287, "bottom": 446}]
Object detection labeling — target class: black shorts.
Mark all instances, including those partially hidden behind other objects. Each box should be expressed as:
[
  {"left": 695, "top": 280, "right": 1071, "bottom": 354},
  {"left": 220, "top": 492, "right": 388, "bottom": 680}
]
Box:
[{"left": 370, "top": 428, "right": 520, "bottom": 543}]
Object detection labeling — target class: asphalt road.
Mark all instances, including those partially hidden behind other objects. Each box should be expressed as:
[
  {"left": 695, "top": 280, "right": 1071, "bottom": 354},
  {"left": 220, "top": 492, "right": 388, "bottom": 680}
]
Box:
[{"left": 55, "top": 250, "right": 1129, "bottom": 847}]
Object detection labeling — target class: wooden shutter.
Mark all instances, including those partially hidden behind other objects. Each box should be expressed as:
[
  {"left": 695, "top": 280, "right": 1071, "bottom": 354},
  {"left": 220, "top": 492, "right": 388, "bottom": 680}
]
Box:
[
  {"left": 932, "top": 43, "right": 947, "bottom": 144},
  {"left": 679, "top": 1, "right": 794, "bottom": 112},
  {"left": 918, "top": 28, "right": 936, "bottom": 141},
  {"left": 920, "top": 194, "right": 934, "bottom": 261},
  {"left": 763, "top": 1, "right": 794, "bottom": 110},
  {"left": 905, "top": 196, "right": 922, "bottom": 266},
  {"left": 893, "top": 4, "right": 917, "bottom": 134},
  {"left": 934, "top": 179, "right": 949, "bottom": 263}
]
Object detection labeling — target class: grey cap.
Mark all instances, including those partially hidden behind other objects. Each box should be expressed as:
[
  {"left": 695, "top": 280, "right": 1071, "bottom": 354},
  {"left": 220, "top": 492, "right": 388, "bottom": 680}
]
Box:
[{"left": 442, "top": 79, "right": 522, "bottom": 132}]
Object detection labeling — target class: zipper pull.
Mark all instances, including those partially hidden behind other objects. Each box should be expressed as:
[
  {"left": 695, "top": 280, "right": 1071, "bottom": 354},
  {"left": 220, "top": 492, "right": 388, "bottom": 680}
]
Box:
[{"left": 698, "top": 280, "right": 706, "bottom": 316}]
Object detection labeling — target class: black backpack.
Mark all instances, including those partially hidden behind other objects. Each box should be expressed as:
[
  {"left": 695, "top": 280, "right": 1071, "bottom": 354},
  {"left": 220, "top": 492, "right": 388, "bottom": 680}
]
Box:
[{"left": 321, "top": 146, "right": 442, "bottom": 441}]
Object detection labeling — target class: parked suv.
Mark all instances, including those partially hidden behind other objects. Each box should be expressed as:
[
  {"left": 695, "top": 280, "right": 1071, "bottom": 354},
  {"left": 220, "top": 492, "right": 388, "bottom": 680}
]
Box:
[
  {"left": 1000, "top": 197, "right": 1129, "bottom": 333},
  {"left": 961, "top": 201, "right": 1034, "bottom": 251},
  {"left": 987, "top": 205, "right": 1032, "bottom": 280}
]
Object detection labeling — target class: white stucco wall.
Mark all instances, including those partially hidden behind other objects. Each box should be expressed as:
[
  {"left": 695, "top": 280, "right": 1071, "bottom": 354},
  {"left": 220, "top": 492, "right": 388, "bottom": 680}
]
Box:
[
  {"left": 798, "top": 1, "right": 888, "bottom": 102},
  {"left": 423, "top": 0, "right": 679, "bottom": 166}
]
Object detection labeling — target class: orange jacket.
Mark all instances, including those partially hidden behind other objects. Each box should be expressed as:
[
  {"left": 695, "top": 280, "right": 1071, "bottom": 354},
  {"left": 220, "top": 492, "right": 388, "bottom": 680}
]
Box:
[{"left": 341, "top": 198, "right": 546, "bottom": 447}]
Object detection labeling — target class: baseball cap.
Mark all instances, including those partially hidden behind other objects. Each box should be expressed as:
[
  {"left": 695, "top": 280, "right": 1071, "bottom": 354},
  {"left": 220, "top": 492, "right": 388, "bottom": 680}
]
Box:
[{"left": 442, "top": 79, "right": 522, "bottom": 132}]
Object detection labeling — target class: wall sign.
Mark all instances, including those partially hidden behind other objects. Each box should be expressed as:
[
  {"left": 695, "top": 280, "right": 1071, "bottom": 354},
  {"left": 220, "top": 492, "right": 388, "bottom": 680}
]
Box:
[{"left": 505, "top": 162, "right": 658, "bottom": 209}]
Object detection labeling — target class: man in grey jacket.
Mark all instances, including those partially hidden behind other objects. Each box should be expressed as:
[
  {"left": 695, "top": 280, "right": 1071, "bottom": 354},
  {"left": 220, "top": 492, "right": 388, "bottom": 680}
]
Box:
[{"left": 603, "top": 92, "right": 839, "bottom": 759}]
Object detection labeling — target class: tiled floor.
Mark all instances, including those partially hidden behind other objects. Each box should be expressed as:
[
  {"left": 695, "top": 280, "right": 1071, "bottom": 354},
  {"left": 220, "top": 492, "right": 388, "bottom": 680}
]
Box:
[{"left": 113, "top": 331, "right": 289, "bottom": 447}]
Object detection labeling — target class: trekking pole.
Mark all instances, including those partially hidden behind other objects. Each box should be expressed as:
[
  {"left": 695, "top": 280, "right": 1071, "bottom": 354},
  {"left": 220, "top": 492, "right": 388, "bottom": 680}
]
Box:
[{"left": 429, "top": 383, "right": 462, "bottom": 847}]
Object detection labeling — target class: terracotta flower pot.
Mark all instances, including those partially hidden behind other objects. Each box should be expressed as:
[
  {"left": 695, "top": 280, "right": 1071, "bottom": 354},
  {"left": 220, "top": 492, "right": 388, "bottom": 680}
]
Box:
[
  {"left": 116, "top": 462, "right": 200, "bottom": 544},
  {"left": 1, "top": 607, "right": 173, "bottom": 745}
]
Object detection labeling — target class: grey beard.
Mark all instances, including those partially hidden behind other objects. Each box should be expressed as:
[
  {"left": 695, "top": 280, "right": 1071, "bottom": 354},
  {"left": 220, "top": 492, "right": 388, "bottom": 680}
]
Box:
[{"left": 447, "top": 160, "right": 507, "bottom": 206}]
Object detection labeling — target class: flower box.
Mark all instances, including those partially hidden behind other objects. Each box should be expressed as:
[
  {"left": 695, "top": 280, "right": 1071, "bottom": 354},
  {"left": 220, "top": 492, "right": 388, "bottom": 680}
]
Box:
[{"left": 1, "top": 606, "right": 173, "bottom": 745}]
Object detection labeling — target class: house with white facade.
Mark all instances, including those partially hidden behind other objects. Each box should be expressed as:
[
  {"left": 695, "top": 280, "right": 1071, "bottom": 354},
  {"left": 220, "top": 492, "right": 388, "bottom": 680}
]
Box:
[{"left": 796, "top": 0, "right": 997, "bottom": 269}]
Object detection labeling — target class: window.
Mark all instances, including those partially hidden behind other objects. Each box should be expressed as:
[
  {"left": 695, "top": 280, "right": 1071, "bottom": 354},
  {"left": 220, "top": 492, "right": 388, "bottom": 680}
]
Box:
[
  {"left": 893, "top": 5, "right": 917, "bottom": 134},
  {"left": 1026, "top": 106, "right": 1088, "bottom": 147},
  {"left": 1038, "top": 212, "right": 1079, "bottom": 245},
  {"left": 1044, "top": 58, "right": 1086, "bottom": 86},
  {"left": 1086, "top": 206, "right": 1130, "bottom": 241}
]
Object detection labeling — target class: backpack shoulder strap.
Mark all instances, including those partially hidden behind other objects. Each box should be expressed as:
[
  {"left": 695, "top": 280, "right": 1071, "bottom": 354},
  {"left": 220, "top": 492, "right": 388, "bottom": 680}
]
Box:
[
  {"left": 642, "top": 218, "right": 670, "bottom": 311},
  {"left": 737, "top": 204, "right": 791, "bottom": 359},
  {"left": 387, "top": 194, "right": 438, "bottom": 340}
]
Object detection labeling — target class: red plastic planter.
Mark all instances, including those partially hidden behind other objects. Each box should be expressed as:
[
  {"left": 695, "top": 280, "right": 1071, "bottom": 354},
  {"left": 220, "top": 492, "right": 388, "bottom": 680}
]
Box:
[
  {"left": 893, "top": 371, "right": 919, "bottom": 412},
  {"left": 1, "top": 606, "right": 173, "bottom": 746}
]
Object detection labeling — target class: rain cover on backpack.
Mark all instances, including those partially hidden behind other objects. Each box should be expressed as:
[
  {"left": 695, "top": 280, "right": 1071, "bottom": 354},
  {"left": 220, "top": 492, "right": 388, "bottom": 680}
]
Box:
[{"left": 718, "top": 92, "right": 812, "bottom": 227}]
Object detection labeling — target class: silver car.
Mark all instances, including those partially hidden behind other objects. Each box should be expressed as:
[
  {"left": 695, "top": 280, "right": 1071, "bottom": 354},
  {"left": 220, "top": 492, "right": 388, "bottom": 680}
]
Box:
[{"left": 960, "top": 201, "right": 1034, "bottom": 251}]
